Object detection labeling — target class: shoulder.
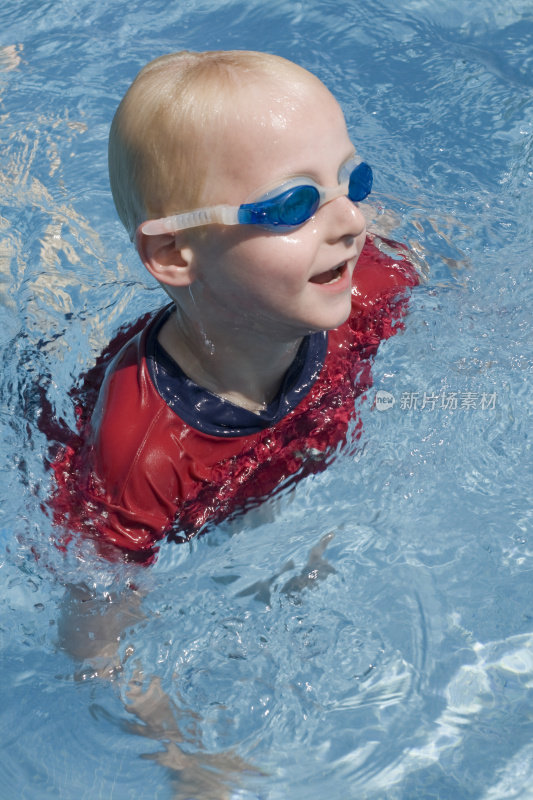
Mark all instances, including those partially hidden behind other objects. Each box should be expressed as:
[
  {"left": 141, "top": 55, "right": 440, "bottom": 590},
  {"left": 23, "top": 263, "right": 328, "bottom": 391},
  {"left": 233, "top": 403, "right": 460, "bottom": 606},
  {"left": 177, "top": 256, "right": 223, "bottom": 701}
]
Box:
[{"left": 87, "top": 311, "right": 182, "bottom": 487}]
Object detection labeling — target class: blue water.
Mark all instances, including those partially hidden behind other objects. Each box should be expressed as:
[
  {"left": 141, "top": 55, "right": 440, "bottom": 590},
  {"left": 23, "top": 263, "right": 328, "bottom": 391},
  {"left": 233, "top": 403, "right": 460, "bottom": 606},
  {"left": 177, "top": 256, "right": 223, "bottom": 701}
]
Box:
[{"left": 1, "top": 1, "right": 532, "bottom": 798}]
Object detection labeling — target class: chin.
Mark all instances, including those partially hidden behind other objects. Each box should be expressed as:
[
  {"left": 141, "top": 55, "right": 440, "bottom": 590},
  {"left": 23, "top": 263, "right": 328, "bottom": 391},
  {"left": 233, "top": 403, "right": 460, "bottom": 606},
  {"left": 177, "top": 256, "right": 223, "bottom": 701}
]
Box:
[{"left": 315, "top": 300, "right": 352, "bottom": 333}]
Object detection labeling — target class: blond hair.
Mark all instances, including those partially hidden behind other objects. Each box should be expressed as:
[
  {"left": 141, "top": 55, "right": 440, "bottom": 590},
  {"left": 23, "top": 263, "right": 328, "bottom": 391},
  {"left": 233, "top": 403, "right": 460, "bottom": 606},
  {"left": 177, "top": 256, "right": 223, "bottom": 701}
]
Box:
[{"left": 108, "top": 50, "right": 316, "bottom": 240}]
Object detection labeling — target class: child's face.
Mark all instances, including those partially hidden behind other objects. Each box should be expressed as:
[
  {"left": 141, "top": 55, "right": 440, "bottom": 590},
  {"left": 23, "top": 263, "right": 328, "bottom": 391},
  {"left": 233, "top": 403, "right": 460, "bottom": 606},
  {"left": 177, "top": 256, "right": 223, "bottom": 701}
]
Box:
[{"left": 187, "top": 74, "right": 367, "bottom": 343}]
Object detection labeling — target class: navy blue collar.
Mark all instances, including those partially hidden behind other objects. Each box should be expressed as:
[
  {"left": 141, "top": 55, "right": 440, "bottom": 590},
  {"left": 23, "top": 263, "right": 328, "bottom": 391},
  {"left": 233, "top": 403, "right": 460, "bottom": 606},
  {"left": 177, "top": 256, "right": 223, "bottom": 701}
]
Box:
[{"left": 146, "top": 308, "right": 328, "bottom": 437}]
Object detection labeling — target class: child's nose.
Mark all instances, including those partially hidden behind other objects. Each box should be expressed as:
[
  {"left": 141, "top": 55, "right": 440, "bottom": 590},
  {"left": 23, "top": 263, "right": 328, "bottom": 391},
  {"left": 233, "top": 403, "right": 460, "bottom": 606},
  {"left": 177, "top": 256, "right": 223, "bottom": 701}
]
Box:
[{"left": 323, "top": 195, "right": 366, "bottom": 242}]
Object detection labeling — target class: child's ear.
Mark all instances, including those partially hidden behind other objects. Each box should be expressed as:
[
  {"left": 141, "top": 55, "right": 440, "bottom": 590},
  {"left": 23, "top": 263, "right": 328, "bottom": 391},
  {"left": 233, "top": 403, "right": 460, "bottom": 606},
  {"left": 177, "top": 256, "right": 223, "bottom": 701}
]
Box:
[{"left": 135, "top": 228, "right": 195, "bottom": 287}]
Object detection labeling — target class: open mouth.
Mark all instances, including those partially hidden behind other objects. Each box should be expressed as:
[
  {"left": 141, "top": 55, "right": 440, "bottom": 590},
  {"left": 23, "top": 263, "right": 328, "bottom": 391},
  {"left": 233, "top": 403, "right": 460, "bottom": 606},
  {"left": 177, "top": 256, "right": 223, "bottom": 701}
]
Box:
[{"left": 309, "top": 261, "right": 347, "bottom": 285}]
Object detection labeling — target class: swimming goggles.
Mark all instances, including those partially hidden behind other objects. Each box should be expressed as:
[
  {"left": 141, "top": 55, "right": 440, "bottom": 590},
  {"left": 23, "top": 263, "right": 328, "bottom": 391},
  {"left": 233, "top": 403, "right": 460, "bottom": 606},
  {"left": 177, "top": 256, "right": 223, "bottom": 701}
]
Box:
[{"left": 141, "top": 155, "right": 372, "bottom": 235}]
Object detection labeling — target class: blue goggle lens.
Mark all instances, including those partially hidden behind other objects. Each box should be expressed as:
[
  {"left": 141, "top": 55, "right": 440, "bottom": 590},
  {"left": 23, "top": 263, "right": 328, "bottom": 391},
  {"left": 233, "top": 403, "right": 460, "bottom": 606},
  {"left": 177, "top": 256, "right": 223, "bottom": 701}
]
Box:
[
  {"left": 239, "top": 185, "right": 320, "bottom": 227},
  {"left": 238, "top": 161, "right": 373, "bottom": 228},
  {"left": 348, "top": 162, "right": 373, "bottom": 202},
  {"left": 276, "top": 185, "right": 320, "bottom": 225}
]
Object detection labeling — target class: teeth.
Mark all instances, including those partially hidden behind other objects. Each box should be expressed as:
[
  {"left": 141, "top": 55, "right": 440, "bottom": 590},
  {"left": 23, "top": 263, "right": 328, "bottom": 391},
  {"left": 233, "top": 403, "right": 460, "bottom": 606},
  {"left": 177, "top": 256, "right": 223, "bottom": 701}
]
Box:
[{"left": 330, "top": 262, "right": 345, "bottom": 280}]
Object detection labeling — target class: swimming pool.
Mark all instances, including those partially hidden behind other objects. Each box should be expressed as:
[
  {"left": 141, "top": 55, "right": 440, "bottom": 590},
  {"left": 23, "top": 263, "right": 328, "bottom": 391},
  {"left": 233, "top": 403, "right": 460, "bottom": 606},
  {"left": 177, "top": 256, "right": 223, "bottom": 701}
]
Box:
[{"left": 1, "top": 0, "right": 532, "bottom": 797}]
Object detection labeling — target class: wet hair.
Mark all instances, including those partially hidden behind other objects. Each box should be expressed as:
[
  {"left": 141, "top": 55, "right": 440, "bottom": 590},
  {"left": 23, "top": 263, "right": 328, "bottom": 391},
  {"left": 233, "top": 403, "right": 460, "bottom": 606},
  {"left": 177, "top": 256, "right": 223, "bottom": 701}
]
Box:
[{"left": 108, "top": 50, "right": 317, "bottom": 240}]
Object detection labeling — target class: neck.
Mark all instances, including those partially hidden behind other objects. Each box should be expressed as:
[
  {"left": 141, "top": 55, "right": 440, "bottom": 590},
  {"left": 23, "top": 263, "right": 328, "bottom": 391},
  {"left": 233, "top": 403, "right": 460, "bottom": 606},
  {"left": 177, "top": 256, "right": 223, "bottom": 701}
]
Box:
[{"left": 158, "top": 307, "right": 302, "bottom": 413}]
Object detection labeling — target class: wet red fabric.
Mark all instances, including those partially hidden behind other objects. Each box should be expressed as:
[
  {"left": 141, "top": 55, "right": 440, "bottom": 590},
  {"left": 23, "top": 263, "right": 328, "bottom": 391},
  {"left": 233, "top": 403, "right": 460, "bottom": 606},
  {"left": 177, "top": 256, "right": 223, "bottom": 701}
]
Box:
[{"left": 51, "top": 236, "right": 418, "bottom": 562}]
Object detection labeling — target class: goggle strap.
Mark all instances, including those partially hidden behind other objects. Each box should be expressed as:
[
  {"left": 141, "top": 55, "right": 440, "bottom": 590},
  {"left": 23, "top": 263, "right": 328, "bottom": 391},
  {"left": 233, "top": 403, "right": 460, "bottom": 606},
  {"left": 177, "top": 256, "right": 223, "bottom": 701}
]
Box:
[
  {"left": 140, "top": 161, "right": 372, "bottom": 235},
  {"left": 141, "top": 205, "right": 239, "bottom": 235}
]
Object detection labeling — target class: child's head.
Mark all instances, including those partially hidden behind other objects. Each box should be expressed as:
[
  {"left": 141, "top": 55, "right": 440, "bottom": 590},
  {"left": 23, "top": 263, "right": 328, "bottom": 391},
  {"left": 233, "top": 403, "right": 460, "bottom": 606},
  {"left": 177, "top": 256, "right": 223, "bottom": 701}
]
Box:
[
  {"left": 108, "top": 50, "right": 327, "bottom": 240},
  {"left": 109, "top": 50, "right": 368, "bottom": 338}
]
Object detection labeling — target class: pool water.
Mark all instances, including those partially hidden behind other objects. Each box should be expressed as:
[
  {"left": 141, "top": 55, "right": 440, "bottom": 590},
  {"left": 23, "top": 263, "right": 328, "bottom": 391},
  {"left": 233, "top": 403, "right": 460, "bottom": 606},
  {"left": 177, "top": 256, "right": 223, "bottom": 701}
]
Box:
[{"left": 1, "top": 1, "right": 532, "bottom": 798}]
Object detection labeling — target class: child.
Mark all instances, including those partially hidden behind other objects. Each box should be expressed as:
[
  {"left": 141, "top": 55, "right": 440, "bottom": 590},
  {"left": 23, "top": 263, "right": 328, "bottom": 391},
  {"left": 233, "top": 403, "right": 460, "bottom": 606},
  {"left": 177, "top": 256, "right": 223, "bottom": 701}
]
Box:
[{"left": 52, "top": 50, "right": 418, "bottom": 563}]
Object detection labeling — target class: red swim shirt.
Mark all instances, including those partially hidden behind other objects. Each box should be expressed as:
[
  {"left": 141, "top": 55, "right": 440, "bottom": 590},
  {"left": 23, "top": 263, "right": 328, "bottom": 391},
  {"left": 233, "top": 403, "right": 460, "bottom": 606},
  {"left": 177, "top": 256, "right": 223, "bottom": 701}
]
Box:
[{"left": 51, "top": 235, "right": 418, "bottom": 562}]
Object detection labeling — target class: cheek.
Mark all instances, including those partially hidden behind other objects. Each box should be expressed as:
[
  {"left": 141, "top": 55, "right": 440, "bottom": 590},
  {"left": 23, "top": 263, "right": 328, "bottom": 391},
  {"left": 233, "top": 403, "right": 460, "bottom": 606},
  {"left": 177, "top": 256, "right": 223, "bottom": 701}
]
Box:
[
  {"left": 192, "top": 228, "right": 319, "bottom": 306},
  {"left": 230, "top": 232, "right": 317, "bottom": 284}
]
